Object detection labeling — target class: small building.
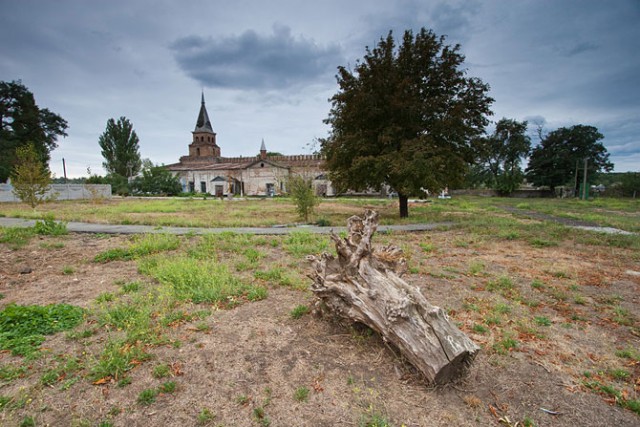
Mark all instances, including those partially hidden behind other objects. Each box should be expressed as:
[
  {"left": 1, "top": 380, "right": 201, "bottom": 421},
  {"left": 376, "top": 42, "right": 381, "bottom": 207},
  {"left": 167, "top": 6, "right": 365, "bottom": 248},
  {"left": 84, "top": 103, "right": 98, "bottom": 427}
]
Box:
[{"left": 166, "top": 94, "right": 334, "bottom": 197}]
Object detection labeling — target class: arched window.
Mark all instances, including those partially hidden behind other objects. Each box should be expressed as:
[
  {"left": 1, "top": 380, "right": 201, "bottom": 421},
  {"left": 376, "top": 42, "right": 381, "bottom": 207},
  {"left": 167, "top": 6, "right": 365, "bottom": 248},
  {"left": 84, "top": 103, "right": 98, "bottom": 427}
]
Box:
[{"left": 196, "top": 148, "right": 201, "bottom": 156}]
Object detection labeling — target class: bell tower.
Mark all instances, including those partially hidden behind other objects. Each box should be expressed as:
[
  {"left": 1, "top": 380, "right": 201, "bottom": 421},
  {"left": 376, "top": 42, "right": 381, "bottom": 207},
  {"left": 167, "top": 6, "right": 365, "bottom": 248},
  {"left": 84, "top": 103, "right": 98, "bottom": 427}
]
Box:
[{"left": 189, "top": 92, "right": 220, "bottom": 158}]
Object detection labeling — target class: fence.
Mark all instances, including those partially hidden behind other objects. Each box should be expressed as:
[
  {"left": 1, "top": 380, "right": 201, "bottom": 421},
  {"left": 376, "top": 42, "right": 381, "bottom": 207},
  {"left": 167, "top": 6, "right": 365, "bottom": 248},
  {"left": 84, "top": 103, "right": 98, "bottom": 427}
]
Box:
[{"left": 0, "top": 184, "right": 112, "bottom": 202}]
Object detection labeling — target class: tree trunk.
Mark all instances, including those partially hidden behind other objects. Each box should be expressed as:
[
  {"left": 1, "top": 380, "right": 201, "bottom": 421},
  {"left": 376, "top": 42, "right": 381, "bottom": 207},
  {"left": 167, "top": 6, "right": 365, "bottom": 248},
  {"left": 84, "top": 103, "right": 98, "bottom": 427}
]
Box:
[
  {"left": 307, "top": 210, "right": 479, "bottom": 384},
  {"left": 398, "top": 193, "right": 409, "bottom": 218}
]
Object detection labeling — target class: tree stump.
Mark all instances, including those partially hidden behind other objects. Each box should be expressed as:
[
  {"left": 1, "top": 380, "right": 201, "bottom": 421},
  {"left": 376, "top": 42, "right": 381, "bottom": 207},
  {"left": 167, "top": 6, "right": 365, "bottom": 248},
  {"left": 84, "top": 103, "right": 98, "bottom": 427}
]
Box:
[{"left": 307, "top": 210, "right": 479, "bottom": 384}]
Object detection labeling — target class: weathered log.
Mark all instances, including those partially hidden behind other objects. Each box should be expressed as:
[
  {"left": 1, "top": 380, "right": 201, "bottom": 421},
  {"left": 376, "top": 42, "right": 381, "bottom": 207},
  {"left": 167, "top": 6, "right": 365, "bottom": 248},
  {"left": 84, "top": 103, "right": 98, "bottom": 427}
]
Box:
[{"left": 307, "top": 210, "right": 479, "bottom": 384}]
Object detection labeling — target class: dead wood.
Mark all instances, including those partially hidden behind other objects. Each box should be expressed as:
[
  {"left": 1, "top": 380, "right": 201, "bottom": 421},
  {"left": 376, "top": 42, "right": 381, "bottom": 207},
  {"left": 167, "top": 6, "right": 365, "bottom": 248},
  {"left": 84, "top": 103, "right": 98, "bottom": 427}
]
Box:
[{"left": 307, "top": 210, "right": 479, "bottom": 384}]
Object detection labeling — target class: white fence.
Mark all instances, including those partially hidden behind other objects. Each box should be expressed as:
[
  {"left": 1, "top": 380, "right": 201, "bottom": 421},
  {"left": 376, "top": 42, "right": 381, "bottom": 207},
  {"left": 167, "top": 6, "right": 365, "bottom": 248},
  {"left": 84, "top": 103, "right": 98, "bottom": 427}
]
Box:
[{"left": 0, "top": 184, "right": 112, "bottom": 202}]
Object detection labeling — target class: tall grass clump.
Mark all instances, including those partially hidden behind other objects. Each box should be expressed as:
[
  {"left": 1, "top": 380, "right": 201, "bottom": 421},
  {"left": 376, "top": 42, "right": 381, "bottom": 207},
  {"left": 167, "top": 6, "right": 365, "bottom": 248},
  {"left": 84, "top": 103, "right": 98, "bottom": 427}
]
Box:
[
  {"left": 94, "top": 233, "right": 180, "bottom": 262},
  {"left": 0, "top": 227, "right": 35, "bottom": 249},
  {"left": 139, "top": 256, "right": 266, "bottom": 305},
  {"left": 283, "top": 231, "right": 329, "bottom": 258}
]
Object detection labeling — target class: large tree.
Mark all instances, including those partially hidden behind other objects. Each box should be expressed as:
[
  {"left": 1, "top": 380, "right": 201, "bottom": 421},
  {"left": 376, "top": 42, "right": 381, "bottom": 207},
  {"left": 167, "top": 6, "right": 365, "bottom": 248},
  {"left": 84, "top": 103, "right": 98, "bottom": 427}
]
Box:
[
  {"left": 0, "top": 80, "right": 68, "bottom": 183},
  {"left": 476, "top": 118, "right": 531, "bottom": 195},
  {"left": 525, "top": 125, "right": 613, "bottom": 192},
  {"left": 321, "top": 28, "right": 493, "bottom": 217},
  {"left": 98, "top": 116, "right": 142, "bottom": 179}
]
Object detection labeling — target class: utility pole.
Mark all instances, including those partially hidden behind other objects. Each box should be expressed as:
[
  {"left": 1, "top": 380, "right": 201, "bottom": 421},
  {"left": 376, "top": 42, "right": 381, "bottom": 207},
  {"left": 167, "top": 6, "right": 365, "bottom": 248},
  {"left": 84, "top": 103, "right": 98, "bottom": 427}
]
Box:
[
  {"left": 574, "top": 159, "right": 579, "bottom": 198},
  {"left": 582, "top": 158, "right": 588, "bottom": 200},
  {"left": 62, "top": 158, "right": 68, "bottom": 184}
]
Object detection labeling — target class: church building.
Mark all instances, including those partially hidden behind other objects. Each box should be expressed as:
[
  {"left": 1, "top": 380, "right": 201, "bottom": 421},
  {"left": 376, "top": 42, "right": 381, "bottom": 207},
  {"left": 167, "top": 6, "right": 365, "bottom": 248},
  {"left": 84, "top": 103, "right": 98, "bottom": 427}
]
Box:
[{"left": 166, "top": 94, "right": 334, "bottom": 197}]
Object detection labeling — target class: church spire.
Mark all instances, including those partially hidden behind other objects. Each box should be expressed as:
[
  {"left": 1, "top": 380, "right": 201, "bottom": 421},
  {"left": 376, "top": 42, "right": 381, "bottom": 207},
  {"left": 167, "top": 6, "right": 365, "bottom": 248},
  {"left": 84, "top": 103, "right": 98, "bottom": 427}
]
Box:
[{"left": 194, "top": 92, "right": 214, "bottom": 134}]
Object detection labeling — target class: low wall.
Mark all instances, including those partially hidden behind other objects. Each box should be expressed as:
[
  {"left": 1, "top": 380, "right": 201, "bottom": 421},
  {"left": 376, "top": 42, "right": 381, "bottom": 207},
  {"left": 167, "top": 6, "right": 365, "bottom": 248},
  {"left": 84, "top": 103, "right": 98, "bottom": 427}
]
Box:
[
  {"left": 0, "top": 184, "right": 112, "bottom": 202},
  {"left": 450, "top": 188, "right": 554, "bottom": 198}
]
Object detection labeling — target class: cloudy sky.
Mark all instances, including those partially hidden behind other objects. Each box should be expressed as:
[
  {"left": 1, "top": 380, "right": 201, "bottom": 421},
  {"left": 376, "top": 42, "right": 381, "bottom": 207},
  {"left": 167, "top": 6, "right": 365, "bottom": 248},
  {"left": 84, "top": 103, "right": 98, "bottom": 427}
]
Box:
[{"left": 1, "top": 0, "right": 638, "bottom": 177}]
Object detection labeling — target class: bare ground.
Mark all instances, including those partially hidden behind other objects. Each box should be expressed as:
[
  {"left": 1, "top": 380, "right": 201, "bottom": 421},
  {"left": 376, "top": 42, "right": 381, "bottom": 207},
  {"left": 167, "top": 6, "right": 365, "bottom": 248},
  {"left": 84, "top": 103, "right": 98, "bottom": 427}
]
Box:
[{"left": 0, "top": 227, "right": 639, "bottom": 426}]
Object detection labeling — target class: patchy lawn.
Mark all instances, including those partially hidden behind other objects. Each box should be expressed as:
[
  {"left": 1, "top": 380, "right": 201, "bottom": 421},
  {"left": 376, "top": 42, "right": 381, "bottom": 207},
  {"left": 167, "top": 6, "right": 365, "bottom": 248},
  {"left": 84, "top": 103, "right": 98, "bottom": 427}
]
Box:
[{"left": 0, "top": 205, "right": 638, "bottom": 426}]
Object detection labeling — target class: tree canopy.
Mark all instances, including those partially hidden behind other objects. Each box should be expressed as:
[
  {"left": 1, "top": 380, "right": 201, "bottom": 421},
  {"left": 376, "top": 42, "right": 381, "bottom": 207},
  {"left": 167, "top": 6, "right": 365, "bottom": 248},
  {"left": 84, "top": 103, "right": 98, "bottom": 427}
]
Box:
[
  {"left": 131, "top": 159, "right": 182, "bottom": 196},
  {"left": 525, "top": 125, "right": 613, "bottom": 192},
  {"left": 475, "top": 118, "right": 531, "bottom": 195},
  {"left": 0, "top": 80, "right": 68, "bottom": 183},
  {"left": 321, "top": 28, "right": 493, "bottom": 217},
  {"left": 98, "top": 116, "right": 142, "bottom": 179}
]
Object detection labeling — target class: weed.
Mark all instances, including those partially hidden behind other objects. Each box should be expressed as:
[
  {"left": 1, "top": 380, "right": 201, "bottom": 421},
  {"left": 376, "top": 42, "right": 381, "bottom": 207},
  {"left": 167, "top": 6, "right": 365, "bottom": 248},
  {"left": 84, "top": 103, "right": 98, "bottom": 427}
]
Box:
[
  {"left": 493, "top": 303, "right": 511, "bottom": 314},
  {"left": 468, "top": 260, "right": 484, "bottom": 276},
  {"left": 137, "top": 388, "right": 159, "bottom": 405},
  {"left": 160, "top": 381, "right": 177, "bottom": 393},
  {"left": 34, "top": 216, "right": 67, "bottom": 235},
  {"left": 359, "top": 407, "right": 391, "bottom": 427},
  {"left": 534, "top": 316, "right": 551, "bottom": 327},
  {"left": 530, "top": 279, "right": 545, "bottom": 290},
  {"left": 95, "top": 292, "right": 115, "bottom": 303},
  {"left": 140, "top": 256, "right": 264, "bottom": 305},
  {"left": 294, "top": 386, "right": 310, "bottom": 402},
  {"left": 290, "top": 305, "right": 310, "bottom": 319},
  {"left": 574, "top": 295, "right": 587, "bottom": 305},
  {"left": 121, "top": 281, "right": 141, "bottom": 293},
  {"left": 615, "top": 348, "right": 640, "bottom": 361},
  {"left": 153, "top": 364, "right": 171, "bottom": 379},
  {"left": 0, "top": 364, "right": 27, "bottom": 382},
  {"left": 236, "top": 394, "right": 250, "bottom": 405},
  {"left": 485, "top": 316, "right": 501, "bottom": 326},
  {"left": 40, "top": 241, "right": 65, "bottom": 249},
  {"left": 90, "top": 339, "right": 150, "bottom": 382},
  {"left": 0, "top": 226, "right": 35, "bottom": 249},
  {"left": 529, "top": 238, "right": 558, "bottom": 248},
  {"left": 0, "top": 303, "right": 85, "bottom": 356},
  {"left": 117, "top": 377, "right": 132, "bottom": 388},
  {"left": 472, "top": 324, "right": 488, "bottom": 334},
  {"left": 253, "top": 406, "right": 271, "bottom": 426},
  {"left": 283, "top": 231, "right": 329, "bottom": 258},
  {"left": 487, "top": 276, "right": 514, "bottom": 293},
  {"left": 612, "top": 306, "right": 633, "bottom": 326},
  {"left": 94, "top": 233, "right": 180, "bottom": 262},
  {"left": 197, "top": 408, "right": 215, "bottom": 425},
  {"left": 20, "top": 416, "right": 36, "bottom": 427},
  {"left": 608, "top": 369, "right": 630, "bottom": 380},
  {"left": 522, "top": 416, "right": 536, "bottom": 427},
  {"left": 493, "top": 336, "right": 518, "bottom": 355},
  {"left": 419, "top": 242, "right": 434, "bottom": 252},
  {"left": 61, "top": 266, "right": 75, "bottom": 275}
]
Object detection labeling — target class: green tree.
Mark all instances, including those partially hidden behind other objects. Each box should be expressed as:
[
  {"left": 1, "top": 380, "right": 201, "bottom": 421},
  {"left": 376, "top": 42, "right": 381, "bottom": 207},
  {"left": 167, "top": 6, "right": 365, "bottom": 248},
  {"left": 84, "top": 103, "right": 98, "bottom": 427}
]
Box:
[
  {"left": 476, "top": 118, "right": 531, "bottom": 195},
  {"left": 10, "top": 143, "right": 52, "bottom": 208},
  {"left": 525, "top": 125, "right": 613, "bottom": 192},
  {"left": 0, "top": 80, "right": 68, "bottom": 183},
  {"left": 321, "top": 28, "right": 493, "bottom": 217},
  {"left": 287, "top": 175, "right": 319, "bottom": 223},
  {"left": 98, "top": 117, "right": 142, "bottom": 179},
  {"left": 131, "top": 160, "right": 182, "bottom": 196}
]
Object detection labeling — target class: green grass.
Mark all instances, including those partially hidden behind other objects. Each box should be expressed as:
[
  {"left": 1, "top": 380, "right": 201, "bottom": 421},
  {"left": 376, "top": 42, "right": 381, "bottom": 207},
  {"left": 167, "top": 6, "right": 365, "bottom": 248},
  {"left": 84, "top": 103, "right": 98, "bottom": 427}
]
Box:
[
  {"left": 290, "top": 304, "right": 310, "bottom": 319},
  {"left": 152, "top": 364, "right": 171, "bottom": 379},
  {"left": 293, "top": 386, "right": 310, "bottom": 402},
  {"left": 0, "top": 226, "right": 35, "bottom": 249},
  {"left": 137, "top": 388, "right": 159, "bottom": 405},
  {"left": 94, "top": 233, "right": 181, "bottom": 262},
  {"left": 139, "top": 255, "right": 267, "bottom": 305},
  {"left": 90, "top": 339, "right": 150, "bottom": 382},
  {"left": 0, "top": 303, "right": 85, "bottom": 356}
]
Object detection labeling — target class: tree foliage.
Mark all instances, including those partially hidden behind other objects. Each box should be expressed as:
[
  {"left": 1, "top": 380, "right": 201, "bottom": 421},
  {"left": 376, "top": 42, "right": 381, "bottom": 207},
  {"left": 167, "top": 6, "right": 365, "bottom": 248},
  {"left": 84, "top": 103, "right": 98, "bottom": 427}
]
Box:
[
  {"left": 321, "top": 28, "right": 493, "bottom": 217},
  {"left": 10, "top": 143, "right": 52, "bottom": 208},
  {"left": 287, "top": 175, "right": 319, "bottom": 223},
  {"left": 475, "top": 118, "right": 531, "bottom": 195},
  {"left": 131, "top": 160, "right": 182, "bottom": 196},
  {"left": 525, "top": 125, "right": 613, "bottom": 191},
  {"left": 98, "top": 116, "right": 142, "bottom": 178},
  {"left": 0, "top": 80, "right": 68, "bottom": 183}
]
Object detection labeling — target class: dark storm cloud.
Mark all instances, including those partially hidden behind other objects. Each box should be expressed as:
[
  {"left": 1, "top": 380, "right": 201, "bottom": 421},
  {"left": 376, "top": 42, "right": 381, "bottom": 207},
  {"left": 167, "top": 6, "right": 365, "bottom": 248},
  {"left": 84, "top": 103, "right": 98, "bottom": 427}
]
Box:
[{"left": 171, "top": 24, "right": 343, "bottom": 90}]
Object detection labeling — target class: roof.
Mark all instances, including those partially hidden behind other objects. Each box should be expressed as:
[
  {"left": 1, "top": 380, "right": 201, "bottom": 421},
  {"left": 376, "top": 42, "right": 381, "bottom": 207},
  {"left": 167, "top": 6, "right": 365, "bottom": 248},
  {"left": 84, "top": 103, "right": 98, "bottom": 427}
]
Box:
[{"left": 193, "top": 93, "right": 215, "bottom": 134}]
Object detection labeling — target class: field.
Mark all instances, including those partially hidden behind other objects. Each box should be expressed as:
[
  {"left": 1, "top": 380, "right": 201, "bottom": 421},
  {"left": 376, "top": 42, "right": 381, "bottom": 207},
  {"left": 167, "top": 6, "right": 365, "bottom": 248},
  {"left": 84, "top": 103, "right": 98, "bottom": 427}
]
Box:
[{"left": 0, "top": 196, "right": 639, "bottom": 426}]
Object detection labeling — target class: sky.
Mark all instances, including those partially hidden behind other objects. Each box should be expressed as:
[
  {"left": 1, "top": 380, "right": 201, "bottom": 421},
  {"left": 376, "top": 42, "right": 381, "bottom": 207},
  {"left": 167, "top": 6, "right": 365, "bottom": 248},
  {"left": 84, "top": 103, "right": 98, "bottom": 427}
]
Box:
[{"left": 1, "top": 0, "right": 638, "bottom": 177}]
